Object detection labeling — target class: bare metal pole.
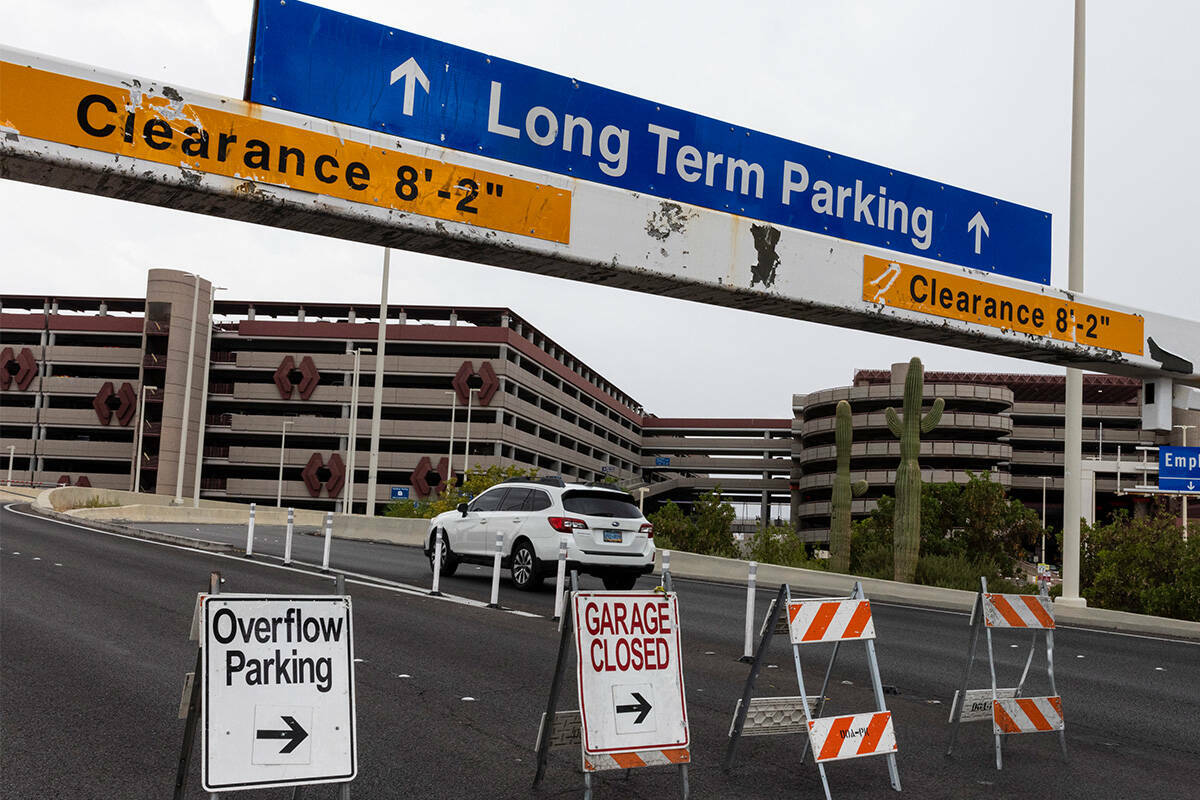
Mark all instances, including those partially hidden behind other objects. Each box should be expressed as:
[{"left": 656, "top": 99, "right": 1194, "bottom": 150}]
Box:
[
  {"left": 174, "top": 274, "right": 201, "bottom": 504},
  {"left": 1060, "top": 0, "right": 1087, "bottom": 608},
  {"left": 276, "top": 419, "right": 292, "bottom": 507},
  {"left": 344, "top": 348, "right": 366, "bottom": 514},
  {"left": 6, "top": 444, "right": 14, "bottom": 487},
  {"left": 1175, "top": 425, "right": 1195, "bottom": 541},
  {"left": 463, "top": 387, "right": 477, "bottom": 475},
  {"left": 366, "top": 249, "right": 390, "bottom": 517},
  {"left": 446, "top": 390, "right": 457, "bottom": 486}
]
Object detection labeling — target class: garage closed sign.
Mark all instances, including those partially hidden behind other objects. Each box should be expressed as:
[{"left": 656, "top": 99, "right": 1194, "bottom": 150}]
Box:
[{"left": 573, "top": 592, "right": 689, "bottom": 756}]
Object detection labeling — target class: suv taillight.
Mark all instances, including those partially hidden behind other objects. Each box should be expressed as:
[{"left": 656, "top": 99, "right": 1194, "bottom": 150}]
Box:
[
  {"left": 549, "top": 516, "right": 589, "bottom": 533},
  {"left": 640, "top": 523, "right": 654, "bottom": 538}
]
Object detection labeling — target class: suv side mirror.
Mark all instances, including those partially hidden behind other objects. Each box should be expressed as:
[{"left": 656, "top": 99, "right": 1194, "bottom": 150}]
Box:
[{"left": 457, "top": 502, "right": 469, "bottom": 516}]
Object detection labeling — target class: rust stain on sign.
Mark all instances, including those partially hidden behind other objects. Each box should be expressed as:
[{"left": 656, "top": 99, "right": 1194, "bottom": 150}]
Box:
[{"left": 0, "top": 60, "right": 572, "bottom": 244}]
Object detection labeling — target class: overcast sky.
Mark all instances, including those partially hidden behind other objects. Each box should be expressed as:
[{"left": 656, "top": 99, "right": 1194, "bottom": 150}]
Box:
[{"left": 3, "top": 1, "right": 1198, "bottom": 418}]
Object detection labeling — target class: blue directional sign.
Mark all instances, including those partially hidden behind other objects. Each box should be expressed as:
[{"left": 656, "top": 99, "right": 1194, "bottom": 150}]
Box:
[
  {"left": 390, "top": 486, "right": 411, "bottom": 500},
  {"left": 1159, "top": 446, "right": 1200, "bottom": 492},
  {"left": 654, "top": 457, "right": 671, "bottom": 467},
  {"left": 247, "top": 1, "right": 1051, "bottom": 284}
]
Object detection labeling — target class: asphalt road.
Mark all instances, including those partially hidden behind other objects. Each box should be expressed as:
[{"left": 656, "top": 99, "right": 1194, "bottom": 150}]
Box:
[{"left": 3, "top": 506, "right": 1199, "bottom": 799}]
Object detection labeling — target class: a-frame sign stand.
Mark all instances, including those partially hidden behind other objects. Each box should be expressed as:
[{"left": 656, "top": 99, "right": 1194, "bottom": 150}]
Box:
[
  {"left": 532, "top": 572, "right": 690, "bottom": 800},
  {"left": 726, "top": 582, "right": 899, "bottom": 800},
  {"left": 946, "top": 577, "right": 1067, "bottom": 769}
]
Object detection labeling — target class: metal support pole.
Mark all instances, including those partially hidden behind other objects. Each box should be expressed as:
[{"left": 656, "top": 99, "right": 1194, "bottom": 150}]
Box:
[
  {"left": 6, "top": 444, "right": 14, "bottom": 487},
  {"left": 321, "top": 512, "right": 333, "bottom": 571},
  {"left": 244, "top": 502, "right": 256, "bottom": 557},
  {"left": 192, "top": 287, "right": 220, "bottom": 508},
  {"left": 344, "top": 348, "right": 363, "bottom": 515},
  {"left": 740, "top": 560, "right": 757, "bottom": 662},
  {"left": 276, "top": 419, "right": 291, "bottom": 508},
  {"left": 1060, "top": 0, "right": 1087, "bottom": 609},
  {"left": 446, "top": 391, "right": 457, "bottom": 487},
  {"left": 553, "top": 535, "right": 568, "bottom": 620},
  {"left": 463, "top": 388, "right": 476, "bottom": 475},
  {"left": 366, "top": 248, "right": 389, "bottom": 517},
  {"left": 487, "top": 530, "right": 503, "bottom": 608},
  {"left": 430, "top": 532, "right": 444, "bottom": 596},
  {"left": 946, "top": 592, "right": 983, "bottom": 756},
  {"left": 283, "top": 507, "right": 294, "bottom": 565},
  {"left": 532, "top": 596, "right": 575, "bottom": 788},
  {"left": 174, "top": 273, "right": 201, "bottom": 504}
]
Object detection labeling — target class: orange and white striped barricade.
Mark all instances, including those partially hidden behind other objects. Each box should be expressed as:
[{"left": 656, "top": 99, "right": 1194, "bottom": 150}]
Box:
[
  {"left": 725, "top": 582, "right": 900, "bottom": 800},
  {"left": 533, "top": 571, "right": 690, "bottom": 800},
  {"left": 946, "top": 576, "right": 1067, "bottom": 769}
]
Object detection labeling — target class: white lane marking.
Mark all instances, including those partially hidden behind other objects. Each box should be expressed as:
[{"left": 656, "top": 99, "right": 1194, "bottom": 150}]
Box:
[
  {"left": 32, "top": 556, "right": 41, "bottom": 561},
  {"left": 461, "top": 697, "right": 476, "bottom": 702},
  {"left": 2, "top": 503, "right": 538, "bottom": 620},
  {"left": 397, "top": 674, "right": 412, "bottom": 679},
  {"left": 1155, "top": 667, "right": 1165, "bottom": 671},
  {"left": 54, "top": 562, "right": 63, "bottom": 567}
]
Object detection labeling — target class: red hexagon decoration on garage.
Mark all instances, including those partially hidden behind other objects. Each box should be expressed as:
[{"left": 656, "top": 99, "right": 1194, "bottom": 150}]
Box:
[
  {"left": 325, "top": 453, "right": 346, "bottom": 498},
  {"left": 93, "top": 381, "right": 115, "bottom": 425},
  {"left": 1, "top": 347, "right": 37, "bottom": 391},
  {"left": 298, "top": 452, "right": 346, "bottom": 498},
  {"left": 92, "top": 381, "right": 138, "bottom": 426},
  {"left": 451, "top": 360, "right": 499, "bottom": 406},
  {"left": 411, "top": 456, "right": 456, "bottom": 498},
  {"left": 115, "top": 383, "right": 138, "bottom": 426},
  {"left": 274, "top": 355, "right": 321, "bottom": 400}
]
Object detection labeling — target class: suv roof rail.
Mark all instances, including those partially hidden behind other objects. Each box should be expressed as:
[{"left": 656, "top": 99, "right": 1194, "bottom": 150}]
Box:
[{"left": 500, "top": 475, "right": 566, "bottom": 488}]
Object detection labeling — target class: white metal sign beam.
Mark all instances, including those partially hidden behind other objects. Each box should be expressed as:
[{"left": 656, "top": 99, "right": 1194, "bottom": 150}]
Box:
[{"left": 2, "top": 47, "right": 1198, "bottom": 387}]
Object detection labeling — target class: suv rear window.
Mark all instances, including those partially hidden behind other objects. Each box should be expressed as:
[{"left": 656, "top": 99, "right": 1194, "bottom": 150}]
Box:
[{"left": 562, "top": 490, "right": 640, "bottom": 518}]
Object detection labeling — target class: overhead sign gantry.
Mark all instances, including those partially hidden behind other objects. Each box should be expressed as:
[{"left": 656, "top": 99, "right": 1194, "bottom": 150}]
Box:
[{"left": 1, "top": 4, "right": 1198, "bottom": 387}]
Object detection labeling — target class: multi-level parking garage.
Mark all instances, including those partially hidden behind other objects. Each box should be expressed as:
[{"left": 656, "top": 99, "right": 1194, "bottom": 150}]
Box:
[
  {"left": 0, "top": 269, "right": 1179, "bottom": 533},
  {"left": 792, "top": 363, "right": 1161, "bottom": 541}
]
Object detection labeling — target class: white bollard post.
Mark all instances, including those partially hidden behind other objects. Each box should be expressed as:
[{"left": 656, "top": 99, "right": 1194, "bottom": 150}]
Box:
[
  {"left": 552, "top": 535, "right": 568, "bottom": 620},
  {"left": 321, "top": 512, "right": 333, "bottom": 572},
  {"left": 742, "top": 560, "right": 758, "bottom": 662},
  {"left": 430, "top": 532, "right": 444, "bottom": 596},
  {"left": 661, "top": 549, "right": 672, "bottom": 591},
  {"left": 283, "top": 507, "right": 294, "bottom": 565},
  {"left": 487, "top": 530, "right": 503, "bottom": 608},
  {"left": 244, "top": 502, "right": 256, "bottom": 557}
]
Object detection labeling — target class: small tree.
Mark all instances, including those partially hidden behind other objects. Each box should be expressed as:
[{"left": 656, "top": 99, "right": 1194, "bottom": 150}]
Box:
[
  {"left": 385, "top": 464, "right": 540, "bottom": 518},
  {"left": 646, "top": 489, "right": 737, "bottom": 558}
]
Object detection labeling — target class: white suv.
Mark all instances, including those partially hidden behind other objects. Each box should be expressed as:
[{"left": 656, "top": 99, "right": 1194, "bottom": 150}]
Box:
[{"left": 424, "top": 478, "right": 655, "bottom": 591}]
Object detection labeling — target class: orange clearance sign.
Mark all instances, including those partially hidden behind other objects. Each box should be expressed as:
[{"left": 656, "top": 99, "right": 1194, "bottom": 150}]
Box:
[
  {"left": 0, "top": 61, "right": 571, "bottom": 244},
  {"left": 862, "top": 255, "right": 1144, "bottom": 356}
]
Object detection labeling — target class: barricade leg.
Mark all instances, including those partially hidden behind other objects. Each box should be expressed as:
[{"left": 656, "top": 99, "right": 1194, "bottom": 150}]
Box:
[
  {"left": 724, "top": 584, "right": 787, "bottom": 772},
  {"left": 799, "top": 641, "right": 840, "bottom": 765},
  {"left": 865, "top": 636, "right": 902, "bottom": 792},
  {"left": 582, "top": 771, "right": 592, "bottom": 800},
  {"left": 1046, "top": 629, "right": 1068, "bottom": 760},
  {"left": 532, "top": 598, "right": 574, "bottom": 788},
  {"left": 985, "top": 624, "right": 1002, "bottom": 770},
  {"left": 947, "top": 594, "right": 983, "bottom": 756},
  {"left": 678, "top": 763, "right": 689, "bottom": 800}
]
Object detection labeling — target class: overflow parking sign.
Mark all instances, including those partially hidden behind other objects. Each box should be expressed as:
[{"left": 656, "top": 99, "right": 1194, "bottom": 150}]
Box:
[
  {"left": 573, "top": 592, "right": 689, "bottom": 755},
  {"left": 202, "top": 595, "right": 357, "bottom": 791}
]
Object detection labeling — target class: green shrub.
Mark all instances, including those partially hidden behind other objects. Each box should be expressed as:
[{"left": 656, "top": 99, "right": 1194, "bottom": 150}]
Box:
[
  {"left": 747, "top": 525, "right": 827, "bottom": 570},
  {"left": 1079, "top": 505, "right": 1200, "bottom": 620},
  {"left": 646, "top": 489, "right": 738, "bottom": 558},
  {"left": 384, "top": 464, "right": 539, "bottom": 519}
]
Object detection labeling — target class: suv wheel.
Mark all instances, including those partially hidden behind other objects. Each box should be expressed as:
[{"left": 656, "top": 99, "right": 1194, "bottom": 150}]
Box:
[
  {"left": 510, "top": 540, "right": 543, "bottom": 591},
  {"left": 428, "top": 530, "right": 459, "bottom": 576},
  {"left": 601, "top": 572, "right": 638, "bottom": 591}
]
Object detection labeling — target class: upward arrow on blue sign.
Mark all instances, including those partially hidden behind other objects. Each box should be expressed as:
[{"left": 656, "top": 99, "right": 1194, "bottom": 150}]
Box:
[{"left": 248, "top": 0, "right": 1051, "bottom": 284}]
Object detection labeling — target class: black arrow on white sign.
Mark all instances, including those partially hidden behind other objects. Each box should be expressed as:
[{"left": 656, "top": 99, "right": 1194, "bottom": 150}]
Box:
[
  {"left": 256, "top": 715, "right": 309, "bottom": 754},
  {"left": 616, "top": 692, "right": 652, "bottom": 724}
]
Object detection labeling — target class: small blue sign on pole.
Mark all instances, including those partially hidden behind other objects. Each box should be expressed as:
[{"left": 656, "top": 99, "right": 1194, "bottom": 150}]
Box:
[
  {"left": 654, "top": 457, "right": 671, "bottom": 467},
  {"left": 247, "top": 0, "right": 1051, "bottom": 284},
  {"left": 390, "top": 487, "right": 411, "bottom": 500},
  {"left": 1159, "top": 447, "right": 1200, "bottom": 492}
]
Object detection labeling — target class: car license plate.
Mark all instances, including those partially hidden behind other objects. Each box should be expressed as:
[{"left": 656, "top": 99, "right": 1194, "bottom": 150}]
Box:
[{"left": 603, "top": 530, "right": 623, "bottom": 543}]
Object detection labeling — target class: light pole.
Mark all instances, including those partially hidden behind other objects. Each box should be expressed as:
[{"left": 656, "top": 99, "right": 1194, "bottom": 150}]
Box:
[
  {"left": 444, "top": 389, "right": 458, "bottom": 489},
  {"left": 174, "top": 273, "right": 202, "bottom": 504},
  {"left": 1175, "top": 424, "right": 1196, "bottom": 541},
  {"left": 132, "top": 385, "right": 156, "bottom": 493},
  {"left": 276, "top": 419, "right": 293, "bottom": 507},
  {"left": 192, "top": 285, "right": 225, "bottom": 508},
  {"left": 1041, "top": 475, "right": 1048, "bottom": 564},
  {"left": 462, "top": 386, "right": 480, "bottom": 475},
  {"left": 365, "top": 248, "right": 389, "bottom": 517},
  {"left": 343, "top": 347, "right": 370, "bottom": 515},
  {"left": 6, "top": 444, "right": 14, "bottom": 487}
]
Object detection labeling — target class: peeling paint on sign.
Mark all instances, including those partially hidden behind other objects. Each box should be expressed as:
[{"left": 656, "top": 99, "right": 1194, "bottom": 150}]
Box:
[{"left": 749, "top": 224, "right": 781, "bottom": 288}]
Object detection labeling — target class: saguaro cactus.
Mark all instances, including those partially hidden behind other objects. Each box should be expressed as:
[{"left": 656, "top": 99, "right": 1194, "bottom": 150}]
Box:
[
  {"left": 885, "top": 358, "right": 944, "bottom": 582},
  {"left": 830, "top": 400, "right": 868, "bottom": 573}
]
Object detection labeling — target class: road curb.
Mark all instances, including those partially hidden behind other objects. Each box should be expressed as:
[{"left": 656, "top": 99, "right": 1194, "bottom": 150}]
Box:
[{"left": 27, "top": 504, "right": 243, "bottom": 556}]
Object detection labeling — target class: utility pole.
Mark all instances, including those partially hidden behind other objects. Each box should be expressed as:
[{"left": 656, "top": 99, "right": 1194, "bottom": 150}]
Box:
[
  {"left": 366, "top": 249, "right": 389, "bottom": 517},
  {"left": 1175, "top": 424, "right": 1196, "bottom": 541}
]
